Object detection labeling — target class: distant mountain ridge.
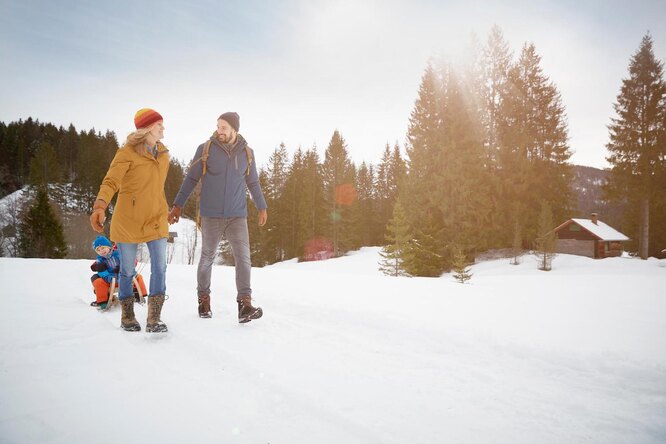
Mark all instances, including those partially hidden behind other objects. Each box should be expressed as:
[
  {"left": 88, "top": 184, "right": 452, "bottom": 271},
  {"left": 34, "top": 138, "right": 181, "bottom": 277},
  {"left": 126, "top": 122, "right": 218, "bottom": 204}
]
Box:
[{"left": 571, "top": 164, "right": 624, "bottom": 229}]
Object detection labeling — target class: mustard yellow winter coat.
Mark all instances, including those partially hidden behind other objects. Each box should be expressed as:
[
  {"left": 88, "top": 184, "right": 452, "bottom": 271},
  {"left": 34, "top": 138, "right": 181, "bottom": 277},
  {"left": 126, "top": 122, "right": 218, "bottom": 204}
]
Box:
[{"left": 96, "top": 142, "right": 170, "bottom": 243}]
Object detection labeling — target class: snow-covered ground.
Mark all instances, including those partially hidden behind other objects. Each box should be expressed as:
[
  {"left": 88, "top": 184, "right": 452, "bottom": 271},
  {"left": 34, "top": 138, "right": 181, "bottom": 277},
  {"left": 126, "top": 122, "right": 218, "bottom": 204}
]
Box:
[{"left": 0, "top": 249, "right": 664, "bottom": 443}]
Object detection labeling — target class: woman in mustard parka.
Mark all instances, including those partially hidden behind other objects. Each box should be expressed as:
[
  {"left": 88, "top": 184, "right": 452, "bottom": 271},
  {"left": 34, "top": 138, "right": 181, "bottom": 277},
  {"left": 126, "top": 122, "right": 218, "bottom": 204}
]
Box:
[{"left": 89, "top": 108, "right": 170, "bottom": 333}]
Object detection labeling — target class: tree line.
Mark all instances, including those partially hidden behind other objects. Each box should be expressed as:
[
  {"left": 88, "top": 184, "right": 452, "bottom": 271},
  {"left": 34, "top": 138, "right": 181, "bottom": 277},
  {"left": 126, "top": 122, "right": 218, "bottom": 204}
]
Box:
[
  {"left": 1, "top": 28, "right": 664, "bottom": 268},
  {"left": 0, "top": 119, "right": 186, "bottom": 258}
]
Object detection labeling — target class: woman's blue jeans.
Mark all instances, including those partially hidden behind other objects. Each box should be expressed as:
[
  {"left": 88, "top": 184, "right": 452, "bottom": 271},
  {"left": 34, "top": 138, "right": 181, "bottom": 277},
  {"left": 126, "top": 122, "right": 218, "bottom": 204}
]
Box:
[{"left": 117, "top": 238, "right": 167, "bottom": 300}]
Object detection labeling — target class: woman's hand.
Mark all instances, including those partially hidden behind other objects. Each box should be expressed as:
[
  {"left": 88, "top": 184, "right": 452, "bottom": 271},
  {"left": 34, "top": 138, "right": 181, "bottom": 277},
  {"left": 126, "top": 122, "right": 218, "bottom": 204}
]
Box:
[{"left": 90, "top": 200, "right": 107, "bottom": 233}]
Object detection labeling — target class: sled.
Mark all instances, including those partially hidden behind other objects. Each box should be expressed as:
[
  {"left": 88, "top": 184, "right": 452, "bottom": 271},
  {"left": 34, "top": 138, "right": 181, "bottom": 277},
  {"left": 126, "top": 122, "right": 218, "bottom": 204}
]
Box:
[{"left": 101, "top": 276, "right": 145, "bottom": 311}]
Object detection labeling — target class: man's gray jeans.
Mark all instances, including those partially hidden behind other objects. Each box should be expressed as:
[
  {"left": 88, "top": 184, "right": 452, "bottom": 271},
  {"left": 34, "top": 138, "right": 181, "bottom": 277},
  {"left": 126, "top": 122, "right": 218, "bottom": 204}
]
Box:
[{"left": 197, "top": 216, "right": 251, "bottom": 300}]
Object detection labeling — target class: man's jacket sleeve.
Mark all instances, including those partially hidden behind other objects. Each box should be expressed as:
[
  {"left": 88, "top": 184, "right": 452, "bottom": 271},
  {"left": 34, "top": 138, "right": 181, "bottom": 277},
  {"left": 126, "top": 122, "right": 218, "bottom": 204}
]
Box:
[
  {"left": 173, "top": 144, "right": 205, "bottom": 208},
  {"left": 245, "top": 148, "right": 267, "bottom": 210}
]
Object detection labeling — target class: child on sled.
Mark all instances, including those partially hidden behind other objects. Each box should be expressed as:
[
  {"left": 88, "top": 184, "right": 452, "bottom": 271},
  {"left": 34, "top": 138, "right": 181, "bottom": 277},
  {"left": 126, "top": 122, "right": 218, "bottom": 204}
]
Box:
[{"left": 90, "top": 235, "right": 146, "bottom": 309}]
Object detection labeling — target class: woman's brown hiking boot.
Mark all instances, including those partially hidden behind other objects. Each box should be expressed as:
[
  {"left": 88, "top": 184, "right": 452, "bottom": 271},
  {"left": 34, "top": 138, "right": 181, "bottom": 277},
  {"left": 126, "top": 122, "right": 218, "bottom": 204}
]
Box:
[
  {"left": 198, "top": 294, "right": 212, "bottom": 318},
  {"left": 238, "top": 295, "right": 262, "bottom": 324},
  {"left": 120, "top": 298, "right": 141, "bottom": 332},
  {"left": 146, "top": 295, "right": 168, "bottom": 333}
]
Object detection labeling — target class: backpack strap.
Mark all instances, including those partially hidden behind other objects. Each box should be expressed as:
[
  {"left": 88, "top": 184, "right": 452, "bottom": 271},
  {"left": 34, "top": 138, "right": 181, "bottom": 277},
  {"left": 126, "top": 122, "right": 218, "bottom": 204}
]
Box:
[
  {"left": 193, "top": 140, "right": 250, "bottom": 176},
  {"left": 187, "top": 140, "right": 213, "bottom": 176},
  {"left": 201, "top": 140, "right": 212, "bottom": 176},
  {"left": 244, "top": 145, "right": 253, "bottom": 176}
]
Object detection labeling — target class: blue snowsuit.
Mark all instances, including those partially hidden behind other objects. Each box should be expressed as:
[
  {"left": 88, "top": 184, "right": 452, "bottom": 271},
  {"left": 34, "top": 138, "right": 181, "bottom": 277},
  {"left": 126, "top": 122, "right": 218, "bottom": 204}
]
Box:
[{"left": 94, "top": 250, "right": 121, "bottom": 283}]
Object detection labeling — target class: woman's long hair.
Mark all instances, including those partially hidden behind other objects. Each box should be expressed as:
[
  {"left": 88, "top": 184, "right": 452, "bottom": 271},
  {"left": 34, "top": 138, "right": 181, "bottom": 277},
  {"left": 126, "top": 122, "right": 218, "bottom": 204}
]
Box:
[{"left": 124, "top": 125, "right": 155, "bottom": 155}]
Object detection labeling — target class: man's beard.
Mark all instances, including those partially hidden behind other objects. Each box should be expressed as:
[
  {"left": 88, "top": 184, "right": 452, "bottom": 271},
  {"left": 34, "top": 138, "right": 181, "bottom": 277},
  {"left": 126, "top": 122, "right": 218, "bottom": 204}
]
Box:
[{"left": 217, "top": 132, "right": 235, "bottom": 144}]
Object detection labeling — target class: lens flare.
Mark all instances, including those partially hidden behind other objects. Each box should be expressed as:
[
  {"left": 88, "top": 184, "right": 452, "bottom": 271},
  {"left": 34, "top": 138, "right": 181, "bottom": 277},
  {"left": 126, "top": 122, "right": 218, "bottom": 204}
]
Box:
[
  {"left": 335, "top": 183, "right": 357, "bottom": 206},
  {"left": 303, "top": 237, "right": 334, "bottom": 261}
]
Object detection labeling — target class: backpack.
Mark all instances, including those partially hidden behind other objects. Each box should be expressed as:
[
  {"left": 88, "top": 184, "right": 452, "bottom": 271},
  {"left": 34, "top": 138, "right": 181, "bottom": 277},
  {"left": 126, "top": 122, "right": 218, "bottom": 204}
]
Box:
[
  {"left": 190, "top": 138, "right": 254, "bottom": 230},
  {"left": 198, "top": 139, "right": 253, "bottom": 177}
]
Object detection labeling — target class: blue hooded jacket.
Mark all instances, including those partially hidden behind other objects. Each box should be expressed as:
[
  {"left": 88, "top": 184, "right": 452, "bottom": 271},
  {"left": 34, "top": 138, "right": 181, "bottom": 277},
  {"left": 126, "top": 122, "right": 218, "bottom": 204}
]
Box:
[{"left": 173, "top": 134, "right": 267, "bottom": 217}]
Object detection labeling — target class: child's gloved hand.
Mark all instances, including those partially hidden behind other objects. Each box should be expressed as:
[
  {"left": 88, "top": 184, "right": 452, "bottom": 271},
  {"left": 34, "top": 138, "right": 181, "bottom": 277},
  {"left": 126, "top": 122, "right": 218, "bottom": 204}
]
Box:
[
  {"left": 114, "top": 265, "right": 120, "bottom": 274},
  {"left": 90, "top": 262, "right": 108, "bottom": 272}
]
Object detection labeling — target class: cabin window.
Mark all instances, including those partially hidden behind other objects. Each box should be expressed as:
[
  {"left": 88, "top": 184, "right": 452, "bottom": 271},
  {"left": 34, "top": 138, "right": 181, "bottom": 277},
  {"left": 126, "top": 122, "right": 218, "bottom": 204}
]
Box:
[{"left": 569, "top": 224, "right": 581, "bottom": 231}]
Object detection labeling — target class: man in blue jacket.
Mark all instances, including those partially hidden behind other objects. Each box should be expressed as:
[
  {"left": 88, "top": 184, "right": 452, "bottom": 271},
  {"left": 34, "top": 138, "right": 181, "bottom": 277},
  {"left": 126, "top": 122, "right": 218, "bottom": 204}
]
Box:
[{"left": 168, "top": 112, "right": 268, "bottom": 323}]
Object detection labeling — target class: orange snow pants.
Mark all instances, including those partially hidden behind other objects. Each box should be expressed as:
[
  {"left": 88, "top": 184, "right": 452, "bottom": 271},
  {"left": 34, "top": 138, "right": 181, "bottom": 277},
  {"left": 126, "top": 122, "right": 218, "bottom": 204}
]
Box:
[{"left": 92, "top": 274, "right": 147, "bottom": 304}]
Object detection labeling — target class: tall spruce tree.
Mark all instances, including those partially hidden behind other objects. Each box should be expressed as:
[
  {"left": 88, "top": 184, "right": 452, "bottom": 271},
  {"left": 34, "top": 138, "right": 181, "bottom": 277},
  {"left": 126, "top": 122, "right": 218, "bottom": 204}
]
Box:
[
  {"left": 379, "top": 199, "right": 412, "bottom": 276},
  {"left": 403, "top": 63, "right": 446, "bottom": 274},
  {"left": 355, "top": 162, "right": 375, "bottom": 247},
  {"left": 606, "top": 34, "right": 666, "bottom": 259},
  {"left": 482, "top": 25, "right": 513, "bottom": 169},
  {"left": 296, "top": 147, "right": 327, "bottom": 260},
  {"left": 164, "top": 158, "right": 185, "bottom": 207},
  {"left": 376, "top": 144, "right": 393, "bottom": 243},
  {"left": 375, "top": 143, "right": 406, "bottom": 246},
  {"left": 433, "top": 66, "right": 492, "bottom": 267},
  {"left": 534, "top": 202, "right": 557, "bottom": 271},
  {"left": 18, "top": 186, "right": 68, "bottom": 258},
  {"left": 404, "top": 210, "right": 443, "bottom": 277},
  {"left": 282, "top": 147, "right": 305, "bottom": 259},
  {"left": 265, "top": 143, "right": 291, "bottom": 261},
  {"left": 322, "top": 130, "right": 355, "bottom": 257},
  {"left": 479, "top": 27, "right": 514, "bottom": 247},
  {"left": 247, "top": 169, "right": 271, "bottom": 266},
  {"left": 498, "top": 43, "right": 573, "bottom": 244},
  {"left": 28, "top": 141, "right": 61, "bottom": 186}
]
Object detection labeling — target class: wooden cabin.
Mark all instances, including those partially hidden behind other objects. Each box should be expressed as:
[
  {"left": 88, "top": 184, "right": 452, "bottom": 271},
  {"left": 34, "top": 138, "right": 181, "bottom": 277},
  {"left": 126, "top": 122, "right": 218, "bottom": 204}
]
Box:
[{"left": 552, "top": 213, "right": 629, "bottom": 259}]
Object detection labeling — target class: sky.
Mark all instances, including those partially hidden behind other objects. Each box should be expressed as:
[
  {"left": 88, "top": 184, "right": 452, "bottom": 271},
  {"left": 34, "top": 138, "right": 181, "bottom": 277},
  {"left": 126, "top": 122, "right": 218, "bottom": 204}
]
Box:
[{"left": 1, "top": 0, "right": 665, "bottom": 169}]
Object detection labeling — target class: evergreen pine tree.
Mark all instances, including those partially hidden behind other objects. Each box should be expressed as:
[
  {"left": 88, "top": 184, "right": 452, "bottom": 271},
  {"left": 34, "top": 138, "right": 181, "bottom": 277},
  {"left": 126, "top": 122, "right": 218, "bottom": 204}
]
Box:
[
  {"left": 18, "top": 186, "right": 68, "bottom": 258},
  {"left": 482, "top": 26, "right": 513, "bottom": 168},
  {"left": 164, "top": 158, "right": 185, "bottom": 207},
  {"left": 402, "top": 63, "right": 446, "bottom": 275},
  {"left": 62, "top": 124, "right": 79, "bottom": 182},
  {"left": 282, "top": 147, "right": 305, "bottom": 259},
  {"left": 296, "top": 147, "right": 328, "bottom": 260},
  {"left": 28, "top": 141, "right": 61, "bottom": 187},
  {"left": 499, "top": 43, "right": 573, "bottom": 244},
  {"left": 510, "top": 218, "right": 522, "bottom": 265},
  {"left": 265, "top": 143, "right": 291, "bottom": 261},
  {"left": 451, "top": 245, "right": 473, "bottom": 283},
  {"left": 322, "top": 130, "right": 355, "bottom": 257},
  {"left": 247, "top": 169, "right": 271, "bottom": 266},
  {"left": 374, "top": 143, "right": 405, "bottom": 246},
  {"left": 403, "top": 211, "right": 443, "bottom": 277},
  {"left": 379, "top": 199, "right": 412, "bottom": 276},
  {"left": 606, "top": 33, "right": 666, "bottom": 259},
  {"left": 355, "top": 162, "right": 375, "bottom": 247},
  {"left": 534, "top": 202, "right": 557, "bottom": 271},
  {"left": 434, "top": 66, "right": 492, "bottom": 267}
]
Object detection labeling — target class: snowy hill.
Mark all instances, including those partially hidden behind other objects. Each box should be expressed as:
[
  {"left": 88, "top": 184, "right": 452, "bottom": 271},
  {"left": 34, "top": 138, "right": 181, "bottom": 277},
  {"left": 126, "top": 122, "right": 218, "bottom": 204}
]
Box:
[{"left": 0, "top": 249, "right": 664, "bottom": 443}]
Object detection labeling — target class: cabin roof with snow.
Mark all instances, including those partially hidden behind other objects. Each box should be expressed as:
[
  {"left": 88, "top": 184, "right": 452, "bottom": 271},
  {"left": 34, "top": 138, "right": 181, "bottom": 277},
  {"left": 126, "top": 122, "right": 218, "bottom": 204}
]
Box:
[{"left": 554, "top": 218, "right": 629, "bottom": 241}]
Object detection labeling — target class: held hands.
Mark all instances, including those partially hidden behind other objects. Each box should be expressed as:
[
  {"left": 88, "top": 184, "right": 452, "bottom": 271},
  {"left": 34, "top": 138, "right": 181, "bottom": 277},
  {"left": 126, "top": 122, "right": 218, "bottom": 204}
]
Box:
[
  {"left": 168, "top": 206, "right": 181, "bottom": 224},
  {"left": 89, "top": 200, "right": 107, "bottom": 233}
]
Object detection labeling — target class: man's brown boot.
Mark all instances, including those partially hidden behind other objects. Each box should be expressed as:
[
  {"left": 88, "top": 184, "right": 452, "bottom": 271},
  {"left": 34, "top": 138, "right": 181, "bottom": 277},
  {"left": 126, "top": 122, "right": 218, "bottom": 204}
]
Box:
[
  {"left": 120, "top": 298, "right": 141, "bottom": 332},
  {"left": 146, "top": 295, "right": 168, "bottom": 333},
  {"left": 198, "top": 294, "right": 212, "bottom": 318},
  {"left": 238, "top": 295, "right": 262, "bottom": 324}
]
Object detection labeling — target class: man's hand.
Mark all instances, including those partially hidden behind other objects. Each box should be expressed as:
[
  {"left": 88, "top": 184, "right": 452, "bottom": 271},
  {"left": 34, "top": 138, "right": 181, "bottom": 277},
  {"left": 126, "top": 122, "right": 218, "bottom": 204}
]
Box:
[
  {"left": 168, "top": 206, "right": 182, "bottom": 224},
  {"left": 258, "top": 209, "right": 268, "bottom": 227},
  {"left": 90, "top": 199, "right": 107, "bottom": 233}
]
